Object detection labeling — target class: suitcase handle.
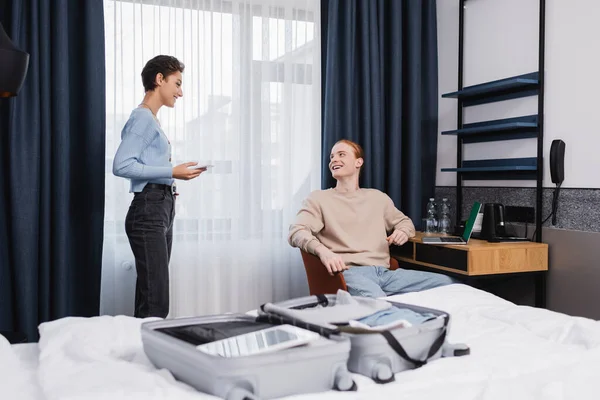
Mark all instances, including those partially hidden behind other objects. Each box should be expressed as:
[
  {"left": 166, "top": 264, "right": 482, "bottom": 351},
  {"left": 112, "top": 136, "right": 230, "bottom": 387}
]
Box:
[
  {"left": 380, "top": 315, "right": 449, "bottom": 368},
  {"left": 255, "top": 312, "right": 340, "bottom": 338},
  {"left": 261, "top": 294, "right": 330, "bottom": 311},
  {"left": 315, "top": 294, "right": 329, "bottom": 306}
]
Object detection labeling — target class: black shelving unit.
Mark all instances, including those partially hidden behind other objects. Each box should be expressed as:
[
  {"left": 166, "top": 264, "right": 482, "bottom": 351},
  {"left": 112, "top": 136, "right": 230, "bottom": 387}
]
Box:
[
  {"left": 442, "top": 72, "right": 540, "bottom": 106},
  {"left": 442, "top": 0, "right": 547, "bottom": 307},
  {"left": 441, "top": 115, "right": 538, "bottom": 143},
  {"left": 441, "top": 157, "right": 537, "bottom": 180},
  {"left": 442, "top": 0, "right": 545, "bottom": 239}
]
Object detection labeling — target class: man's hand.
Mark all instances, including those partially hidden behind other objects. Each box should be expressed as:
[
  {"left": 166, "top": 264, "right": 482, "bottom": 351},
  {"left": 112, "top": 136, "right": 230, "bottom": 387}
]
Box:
[
  {"left": 387, "top": 229, "right": 409, "bottom": 246},
  {"left": 315, "top": 245, "right": 348, "bottom": 276},
  {"left": 172, "top": 162, "right": 207, "bottom": 180}
]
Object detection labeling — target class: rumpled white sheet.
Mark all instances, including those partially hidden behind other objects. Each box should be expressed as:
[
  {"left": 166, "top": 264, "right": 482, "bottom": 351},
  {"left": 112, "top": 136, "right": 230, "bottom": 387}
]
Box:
[
  {"left": 36, "top": 315, "right": 219, "bottom": 400},
  {"left": 5, "top": 284, "right": 600, "bottom": 400},
  {"left": 0, "top": 335, "right": 42, "bottom": 400}
]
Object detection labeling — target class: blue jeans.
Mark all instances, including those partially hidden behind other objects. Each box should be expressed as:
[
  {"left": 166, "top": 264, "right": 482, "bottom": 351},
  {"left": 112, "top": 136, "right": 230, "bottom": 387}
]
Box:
[{"left": 342, "top": 266, "right": 458, "bottom": 298}]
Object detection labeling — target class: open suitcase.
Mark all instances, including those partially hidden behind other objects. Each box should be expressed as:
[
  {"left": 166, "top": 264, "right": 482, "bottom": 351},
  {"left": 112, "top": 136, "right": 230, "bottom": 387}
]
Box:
[
  {"left": 141, "top": 314, "right": 356, "bottom": 400},
  {"left": 259, "top": 292, "right": 470, "bottom": 383}
]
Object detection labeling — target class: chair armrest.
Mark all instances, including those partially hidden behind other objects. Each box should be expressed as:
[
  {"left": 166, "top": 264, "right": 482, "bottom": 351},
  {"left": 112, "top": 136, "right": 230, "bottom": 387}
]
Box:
[
  {"left": 300, "top": 250, "right": 347, "bottom": 295},
  {"left": 390, "top": 256, "right": 399, "bottom": 271}
]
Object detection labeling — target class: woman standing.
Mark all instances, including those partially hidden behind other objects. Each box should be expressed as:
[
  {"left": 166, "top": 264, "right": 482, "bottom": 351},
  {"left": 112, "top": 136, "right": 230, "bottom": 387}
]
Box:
[{"left": 113, "top": 55, "right": 205, "bottom": 318}]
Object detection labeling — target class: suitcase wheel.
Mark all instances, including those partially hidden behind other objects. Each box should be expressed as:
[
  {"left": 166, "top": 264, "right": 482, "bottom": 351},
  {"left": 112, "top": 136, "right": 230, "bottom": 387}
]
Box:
[
  {"left": 226, "top": 386, "right": 259, "bottom": 400},
  {"left": 454, "top": 347, "right": 470, "bottom": 357},
  {"left": 334, "top": 367, "right": 357, "bottom": 391},
  {"left": 372, "top": 363, "right": 395, "bottom": 384},
  {"left": 442, "top": 343, "right": 470, "bottom": 358}
]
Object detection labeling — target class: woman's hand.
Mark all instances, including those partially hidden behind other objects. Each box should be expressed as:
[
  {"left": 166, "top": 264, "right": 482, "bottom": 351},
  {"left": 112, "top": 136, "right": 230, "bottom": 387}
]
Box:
[
  {"left": 315, "top": 245, "right": 348, "bottom": 276},
  {"left": 172, "top": 162, "right": 206, "bottom": 180},
  {"left": 386, "top": 229, "right": 409, "bottom": 246}
]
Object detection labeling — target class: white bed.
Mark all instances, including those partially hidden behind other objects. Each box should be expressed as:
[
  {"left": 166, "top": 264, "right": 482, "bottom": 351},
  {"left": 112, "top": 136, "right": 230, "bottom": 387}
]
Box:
[{"left": 3, "top": 284, "right": 600, "bottom": 400}]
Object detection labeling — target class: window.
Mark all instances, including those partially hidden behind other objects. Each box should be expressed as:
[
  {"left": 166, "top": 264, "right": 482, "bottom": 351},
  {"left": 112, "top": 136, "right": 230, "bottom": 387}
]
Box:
[{"left": 102, "top": 0, "right": 321, "bottom": 316}]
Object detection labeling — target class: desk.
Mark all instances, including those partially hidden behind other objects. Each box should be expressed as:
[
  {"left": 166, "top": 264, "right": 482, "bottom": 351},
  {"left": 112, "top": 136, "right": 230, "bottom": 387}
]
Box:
[{"left": 391, "top": 232, "right": 548, "bottom": 306}]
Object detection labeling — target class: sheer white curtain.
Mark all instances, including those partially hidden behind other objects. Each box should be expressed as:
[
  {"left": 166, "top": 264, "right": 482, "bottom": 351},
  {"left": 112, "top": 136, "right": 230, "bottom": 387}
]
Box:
[{"left": 102, "top": 0, "right": 321, "bottom": 317}]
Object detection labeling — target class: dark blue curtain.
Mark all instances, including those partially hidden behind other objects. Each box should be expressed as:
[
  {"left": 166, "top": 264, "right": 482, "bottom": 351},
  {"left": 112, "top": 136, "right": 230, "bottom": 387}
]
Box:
[
  {"left": 0, "top": 0, "right": 105, "bottom": 342},
  {"left": 321, "top": 0, "right": 438, "bottom": 227}
]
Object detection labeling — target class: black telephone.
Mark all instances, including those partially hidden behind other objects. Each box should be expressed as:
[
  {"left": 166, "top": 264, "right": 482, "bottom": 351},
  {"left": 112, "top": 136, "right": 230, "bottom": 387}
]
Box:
[
  {"left": 549, "top": 139, "right": 566, "bottom": 226},
  {"left": 550, "top": 139, "right": 565, "bottom": 184}
]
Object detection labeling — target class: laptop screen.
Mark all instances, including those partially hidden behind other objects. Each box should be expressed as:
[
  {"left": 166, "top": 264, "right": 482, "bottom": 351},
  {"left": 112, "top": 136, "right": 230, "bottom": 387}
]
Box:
[{"left": 462, "top": 202, "right": 482, "bottom": 241}]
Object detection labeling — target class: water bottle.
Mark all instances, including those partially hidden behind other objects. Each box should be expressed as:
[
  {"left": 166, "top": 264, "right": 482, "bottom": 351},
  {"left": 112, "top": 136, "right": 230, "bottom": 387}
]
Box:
[
  {"left": 438, "top": 198, "right": 452, "bottom": 234},
  {"left": 424, "top": 198, "right": 437, "bottom": 233}
]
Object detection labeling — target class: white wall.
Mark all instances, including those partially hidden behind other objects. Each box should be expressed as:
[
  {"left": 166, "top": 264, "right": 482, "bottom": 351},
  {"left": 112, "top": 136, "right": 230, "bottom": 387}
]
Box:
[{"left": 437, "top": 0, "right": 600, "bottom": 189}]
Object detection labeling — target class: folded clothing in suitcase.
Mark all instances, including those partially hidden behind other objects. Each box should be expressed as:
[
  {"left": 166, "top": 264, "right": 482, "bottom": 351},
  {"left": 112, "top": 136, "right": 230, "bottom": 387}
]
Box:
[
  {"left": 259, "top": 291, "right": 469, "bottom": 383},
  {"left": 141, "top": 314, "right": 356, "bottom": 400}
]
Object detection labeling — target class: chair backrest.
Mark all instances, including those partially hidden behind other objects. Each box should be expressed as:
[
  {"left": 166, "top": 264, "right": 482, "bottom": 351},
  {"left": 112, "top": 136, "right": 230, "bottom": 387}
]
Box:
[
  {"left": 300, "top": 250, "right": 400, "bottom": 295},
  {"left": 300, "top": 250, "right": 347, "bottom": 295}
]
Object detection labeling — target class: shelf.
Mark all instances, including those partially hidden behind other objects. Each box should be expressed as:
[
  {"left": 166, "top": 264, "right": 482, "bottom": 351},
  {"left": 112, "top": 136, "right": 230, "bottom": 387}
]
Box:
[
  {"left": 442, "top": 72, "right": 539, "bottom": 106},
  {"left": 441, "top": 115, "right": 538, "bottom": 143},
  {"left": 441, "top": 157, "right": 537, "bottom": 180}
]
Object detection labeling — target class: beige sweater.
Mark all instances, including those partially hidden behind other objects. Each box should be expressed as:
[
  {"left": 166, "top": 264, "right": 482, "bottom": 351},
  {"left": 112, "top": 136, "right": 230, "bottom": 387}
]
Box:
[{"left": 288, "top": 188, "right": 415, "bottom": 268}]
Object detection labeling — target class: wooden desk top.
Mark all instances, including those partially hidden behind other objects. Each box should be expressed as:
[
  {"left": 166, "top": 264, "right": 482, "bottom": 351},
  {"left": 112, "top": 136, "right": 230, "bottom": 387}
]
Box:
[
  {"left": 409, "top": 231, "right": 548, "bottom": 251},
  {"left": 392, "top": 232, "right": 548, "bottom": 276}
]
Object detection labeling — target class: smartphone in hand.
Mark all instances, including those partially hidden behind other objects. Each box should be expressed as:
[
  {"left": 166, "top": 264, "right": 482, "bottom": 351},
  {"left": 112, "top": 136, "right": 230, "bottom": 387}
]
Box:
[{"left": 188, "top": 164, "right": 214, "bottom": 170}]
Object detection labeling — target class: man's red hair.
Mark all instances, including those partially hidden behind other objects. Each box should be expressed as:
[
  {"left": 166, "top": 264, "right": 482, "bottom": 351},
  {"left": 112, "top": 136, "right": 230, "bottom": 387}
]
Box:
[{"left": 333, "top": 139, "right": 364, "bottom": 172}]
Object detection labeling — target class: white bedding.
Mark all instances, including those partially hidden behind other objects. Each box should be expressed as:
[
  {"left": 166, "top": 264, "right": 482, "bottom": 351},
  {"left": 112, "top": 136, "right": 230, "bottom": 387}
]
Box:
[{"left": 2, "top": 284, "right": 599, "bottom": 400}]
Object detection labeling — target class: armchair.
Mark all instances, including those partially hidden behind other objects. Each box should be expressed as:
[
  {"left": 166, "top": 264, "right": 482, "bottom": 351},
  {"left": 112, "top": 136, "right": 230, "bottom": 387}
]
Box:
[{"left": 300, "top": 250, "right": 399, "bottom": 295}]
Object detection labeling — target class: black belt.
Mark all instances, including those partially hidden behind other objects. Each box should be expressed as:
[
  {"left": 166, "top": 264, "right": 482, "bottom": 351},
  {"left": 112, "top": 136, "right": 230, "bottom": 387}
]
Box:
[{"left": 144, "top": 183, "right": 176, "bottom": 195}]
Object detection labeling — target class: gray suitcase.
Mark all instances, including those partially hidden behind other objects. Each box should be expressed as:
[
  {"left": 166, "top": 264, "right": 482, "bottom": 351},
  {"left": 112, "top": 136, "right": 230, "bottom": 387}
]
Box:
[
  {"left": 259, "top": 293, "right": 469, "bottom": 383},
  {"left": 141, "top": 314, "right": 356, "bottom": 400}
]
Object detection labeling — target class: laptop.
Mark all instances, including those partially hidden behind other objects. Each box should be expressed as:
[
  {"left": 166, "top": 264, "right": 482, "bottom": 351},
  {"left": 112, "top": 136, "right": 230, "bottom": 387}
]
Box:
[{"left": 422, "top": 202, "right": 482, "bottom": 245}]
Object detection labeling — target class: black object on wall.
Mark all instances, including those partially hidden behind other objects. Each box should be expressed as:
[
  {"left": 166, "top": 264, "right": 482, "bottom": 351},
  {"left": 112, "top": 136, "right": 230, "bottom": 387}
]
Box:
[
  {"left": 549, "top": 139, "right": 565, "bottom": 226},
  {"left": 549, "top": 139, "right": 565, "bottom": 185},
  {"left": 320, "top": 0, "right": 439, "bottom": 226},
  {"left": 0, "top": 1, "right": 106, "bottom": 341}
]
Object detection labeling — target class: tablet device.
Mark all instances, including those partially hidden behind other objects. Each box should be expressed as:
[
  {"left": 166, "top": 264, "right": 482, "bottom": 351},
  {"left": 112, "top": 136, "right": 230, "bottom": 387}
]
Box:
[{"left": 195, "top": 324, "right": 320, "bottom": 358}]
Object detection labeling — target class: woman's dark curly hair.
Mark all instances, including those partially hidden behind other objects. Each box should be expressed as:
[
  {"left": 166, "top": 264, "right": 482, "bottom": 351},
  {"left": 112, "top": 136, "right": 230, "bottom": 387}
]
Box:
[{"left": 141, "top": 55, "right": 185, "bottom": 92}]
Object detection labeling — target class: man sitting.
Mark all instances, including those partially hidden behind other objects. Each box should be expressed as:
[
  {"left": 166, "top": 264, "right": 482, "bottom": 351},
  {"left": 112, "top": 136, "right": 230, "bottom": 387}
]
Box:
[{"left": 288, "top": 139, "right": 456, "bottom": 298}]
